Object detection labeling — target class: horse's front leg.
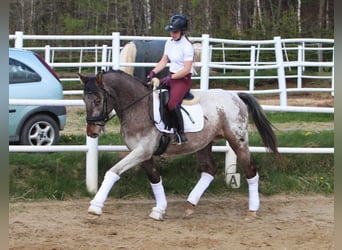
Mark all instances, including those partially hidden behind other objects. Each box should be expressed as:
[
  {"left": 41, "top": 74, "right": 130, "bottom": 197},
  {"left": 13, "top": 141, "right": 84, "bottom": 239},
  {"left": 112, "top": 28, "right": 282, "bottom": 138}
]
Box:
[
  {"left": 142, "top": 158, "right": 167, "bottom": 221},
  {"left": 185, "top": 142, "right": 217, "bottom": 217},
  {"left": 87, "top": 146, "right": 152, "bottom": 218}
]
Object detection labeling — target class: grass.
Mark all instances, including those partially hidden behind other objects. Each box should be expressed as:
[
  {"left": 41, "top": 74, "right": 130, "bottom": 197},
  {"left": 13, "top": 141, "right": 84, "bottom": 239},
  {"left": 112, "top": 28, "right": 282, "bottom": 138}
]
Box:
[
  {"left": 266, "top": 112, "right": 333, "bottom": 123},
  {"left": 9, "top": 150, "right": 333, "bottom": 200},
  {"left": 9, "top": 113, "right": 334, "bottom": 201}
]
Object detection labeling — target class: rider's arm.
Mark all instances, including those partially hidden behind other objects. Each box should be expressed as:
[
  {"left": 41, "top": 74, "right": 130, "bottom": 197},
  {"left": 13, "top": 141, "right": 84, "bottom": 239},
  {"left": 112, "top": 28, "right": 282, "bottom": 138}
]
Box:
[{"left": 152, "top": 54, "right": 169, "bottom": 74}]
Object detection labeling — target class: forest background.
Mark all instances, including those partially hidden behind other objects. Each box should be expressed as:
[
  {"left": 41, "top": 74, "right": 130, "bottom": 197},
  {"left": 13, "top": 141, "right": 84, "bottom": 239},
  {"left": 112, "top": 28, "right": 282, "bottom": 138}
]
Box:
[{"left": 9, "top": 0, "right": 333, "bottom": 40}]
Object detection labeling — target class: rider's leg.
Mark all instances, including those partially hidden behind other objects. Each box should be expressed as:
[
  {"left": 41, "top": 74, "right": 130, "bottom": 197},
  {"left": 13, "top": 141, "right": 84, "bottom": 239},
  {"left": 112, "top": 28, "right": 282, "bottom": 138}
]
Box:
[
  {"left": 167, "top": 76, "right": 191, "bottom": 145},
  {"left": 170, "top": 105, "right": 187, "bottom": 145}
]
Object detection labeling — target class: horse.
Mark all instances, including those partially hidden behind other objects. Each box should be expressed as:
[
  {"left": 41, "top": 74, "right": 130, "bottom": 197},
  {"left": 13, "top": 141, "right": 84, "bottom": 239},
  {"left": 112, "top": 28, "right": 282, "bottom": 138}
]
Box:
[
  {"left": 119, "top": 40, "right": 203, "bottom": 81},
  {"left": 79, "top": 69, "right": 281, "bottom": 221}
]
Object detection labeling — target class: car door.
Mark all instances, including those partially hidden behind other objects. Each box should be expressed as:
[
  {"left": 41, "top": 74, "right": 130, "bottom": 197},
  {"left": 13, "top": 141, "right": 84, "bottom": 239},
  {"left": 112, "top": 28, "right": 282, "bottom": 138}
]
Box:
[{"left": 9, "top": 56, "right": 42, "bottom": 138}]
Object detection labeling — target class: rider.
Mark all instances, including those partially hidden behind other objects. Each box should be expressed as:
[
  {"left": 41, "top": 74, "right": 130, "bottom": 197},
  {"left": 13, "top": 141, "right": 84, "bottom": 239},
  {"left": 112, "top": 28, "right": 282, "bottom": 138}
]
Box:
[{"left": 146, "top": 14, "right": 194, "bottom": 145}]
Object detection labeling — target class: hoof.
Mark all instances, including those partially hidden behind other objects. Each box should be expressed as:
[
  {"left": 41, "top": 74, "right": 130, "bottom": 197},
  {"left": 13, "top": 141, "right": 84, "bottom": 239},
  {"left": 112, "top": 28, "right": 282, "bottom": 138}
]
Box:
[
  {"left": 87, "top": 212, "right": 101, "bottom": 220},
  {"left": 149, "top": 207, "right": 165, "bottom": 221},
  {"left": 88, "top": 205, "right": 102, "bottom": 216},
  {"left": 244, "top": 210, "right": 258, "bottom": 221},
  {"left": 183, "top": 201, "right": 195, "bottom": 217}
]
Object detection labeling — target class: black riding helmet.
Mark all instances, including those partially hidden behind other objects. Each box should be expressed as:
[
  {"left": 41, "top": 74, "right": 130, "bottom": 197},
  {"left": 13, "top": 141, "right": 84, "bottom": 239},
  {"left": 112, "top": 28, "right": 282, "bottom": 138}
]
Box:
[{"left": 165, "top": 15, "right": 188, "bottom": 32}]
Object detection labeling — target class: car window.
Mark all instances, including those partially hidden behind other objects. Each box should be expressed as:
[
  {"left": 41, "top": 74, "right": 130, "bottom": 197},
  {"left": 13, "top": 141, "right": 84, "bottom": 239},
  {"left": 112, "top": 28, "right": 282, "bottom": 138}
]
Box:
[{"left": 9, "top": 58, "right": 41, "bottom": 84}]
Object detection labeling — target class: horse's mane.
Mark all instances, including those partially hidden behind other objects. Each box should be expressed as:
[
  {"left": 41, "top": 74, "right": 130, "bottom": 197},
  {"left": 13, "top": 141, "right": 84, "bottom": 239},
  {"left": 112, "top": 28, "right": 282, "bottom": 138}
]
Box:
[
  {"left": 101, "top": 68, "right": 128, "bottom": 76},
  {"left": 101, "top": 68, "right": 150, "bottom": 89}
]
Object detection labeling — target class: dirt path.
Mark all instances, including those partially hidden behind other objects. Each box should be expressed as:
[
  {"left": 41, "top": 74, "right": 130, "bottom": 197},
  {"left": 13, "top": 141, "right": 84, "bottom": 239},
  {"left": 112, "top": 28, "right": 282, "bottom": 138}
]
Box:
[{"left": 9, "top": 194, "right": 333, "bottom": 250}]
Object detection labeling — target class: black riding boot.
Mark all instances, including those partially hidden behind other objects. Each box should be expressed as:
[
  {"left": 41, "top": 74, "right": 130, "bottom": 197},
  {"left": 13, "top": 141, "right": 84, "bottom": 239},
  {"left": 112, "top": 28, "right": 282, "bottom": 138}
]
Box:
[{"left": 170, "top": 106, "right": 187, "bottom": 145}]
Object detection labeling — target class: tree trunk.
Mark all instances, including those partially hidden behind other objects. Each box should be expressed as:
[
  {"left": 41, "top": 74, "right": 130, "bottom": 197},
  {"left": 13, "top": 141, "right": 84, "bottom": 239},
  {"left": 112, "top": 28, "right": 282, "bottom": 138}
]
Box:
[
  {"left": 252, "top": 0, "right": 257, "bottom": 31},
  {"left": 256, "top": 0, "right": 266, "bottom": 36},
  {"left": 236, "top": 0, "right": 242, "bottom": 37},
  {"left": 318, "top": 0, "right": 326, "bottom": 72},
  {"left": 19, "top": 0, "right": 25, "bottom": 31},
  {"left": 114, "top": 0, "right": 118, "bottom": 31},
  {"left": 104, "top": 0, "right": 110, "bottom": 34},
  {"left": 319, "top": 0, "right": 325, "bottom": 34},
  {"left": 325, "top": 0, "right": 329, "bottom": 29},
  {"left": 128, "top": 0, "right": 135, "bottom": 35},
  {"left": 205, "top": 0, "right": 210, "bottom": 34},
  {"left": 297, "top": 0, "right": 302, "bottom": 35},
  {"left": 276, "top": 0, "right": 282, "bottom": 34},
  {"left": 144, "top": 0, "right": 152, "bottom": 35}
]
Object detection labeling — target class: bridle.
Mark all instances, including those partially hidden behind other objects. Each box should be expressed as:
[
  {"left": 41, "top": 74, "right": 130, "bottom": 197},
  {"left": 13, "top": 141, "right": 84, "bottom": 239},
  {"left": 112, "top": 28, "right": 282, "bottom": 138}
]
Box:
[
  {"left": 85, "top": 86, "right": 114, "bottom": 124},
  {"left": 85, "top": 84, "right": 153, "bottom": 125}
]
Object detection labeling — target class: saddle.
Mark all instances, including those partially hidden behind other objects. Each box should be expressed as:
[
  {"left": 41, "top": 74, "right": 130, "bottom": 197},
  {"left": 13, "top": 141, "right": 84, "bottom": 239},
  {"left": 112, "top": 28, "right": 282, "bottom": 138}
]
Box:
[
  {"left": 150, "top": 77, "right": 203, "bottom": 155},
  {"left": 158, "top": 89, "right": 198, "bottom": 130}
]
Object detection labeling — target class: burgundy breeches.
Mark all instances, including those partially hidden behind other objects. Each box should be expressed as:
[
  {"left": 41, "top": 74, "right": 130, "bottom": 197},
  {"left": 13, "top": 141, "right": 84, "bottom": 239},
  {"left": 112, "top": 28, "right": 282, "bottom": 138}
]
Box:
[{"left": 167, "top": 73, "right": 192, "bottom": 110}]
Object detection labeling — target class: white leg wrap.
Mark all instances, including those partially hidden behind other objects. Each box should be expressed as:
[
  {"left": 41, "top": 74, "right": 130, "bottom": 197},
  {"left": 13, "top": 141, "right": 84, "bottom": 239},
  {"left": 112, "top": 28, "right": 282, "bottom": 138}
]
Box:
[
  {"left": 88, "top": 171, "right": 120, "bottom": 215},
  {"left": 150, "top": 178, "right": 167, "bottom": 210},
  {"left": 187, "top": 172, "right": 214, "bottom": 206},
  {"left": 247, "top": 173, "right": 260, "bottom": 211},
  {"left": 149, "top": 207, "right": 166, "bottom": 221},
  {"left": 149, "top": 178, "right": 167, "bottom": 221}
]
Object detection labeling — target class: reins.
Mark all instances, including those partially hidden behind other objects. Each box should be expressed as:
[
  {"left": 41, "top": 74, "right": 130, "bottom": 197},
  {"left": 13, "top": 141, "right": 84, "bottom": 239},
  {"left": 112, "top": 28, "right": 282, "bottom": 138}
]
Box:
[{"left": 115, "top": 87, "right": 153, "bottom": 114}]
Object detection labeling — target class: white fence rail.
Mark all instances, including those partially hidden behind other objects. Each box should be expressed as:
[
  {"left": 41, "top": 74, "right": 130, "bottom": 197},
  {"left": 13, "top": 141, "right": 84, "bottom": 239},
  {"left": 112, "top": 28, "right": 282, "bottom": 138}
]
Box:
[{"left": 9, "top": 32, "right": 334, "bottom": 193}]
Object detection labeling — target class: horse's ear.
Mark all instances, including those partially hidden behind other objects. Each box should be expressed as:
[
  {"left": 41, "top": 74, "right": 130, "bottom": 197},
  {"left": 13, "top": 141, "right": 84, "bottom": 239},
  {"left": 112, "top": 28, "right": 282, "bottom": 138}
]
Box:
[
  {"left": 96, "top": 72, "right": 104, "bottom": 87},
  {"left": 77, "top": 73, "right": 88, "bottom": 85}
]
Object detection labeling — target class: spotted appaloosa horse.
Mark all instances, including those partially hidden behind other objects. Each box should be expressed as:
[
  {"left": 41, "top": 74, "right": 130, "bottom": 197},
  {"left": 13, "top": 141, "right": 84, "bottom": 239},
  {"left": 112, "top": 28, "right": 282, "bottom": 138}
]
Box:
[{"left": 79, "top": 69, "right": 280, "bottom": 221}]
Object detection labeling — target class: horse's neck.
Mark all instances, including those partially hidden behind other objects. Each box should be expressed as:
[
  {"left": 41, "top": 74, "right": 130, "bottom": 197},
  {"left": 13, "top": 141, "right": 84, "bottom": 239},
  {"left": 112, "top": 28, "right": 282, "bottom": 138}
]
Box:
[
  {"left": 110, "top": 80, "right": 153, "bottom": 137},
  {"left": 106, "top": 76, "right": 149, "bottom": 118}
]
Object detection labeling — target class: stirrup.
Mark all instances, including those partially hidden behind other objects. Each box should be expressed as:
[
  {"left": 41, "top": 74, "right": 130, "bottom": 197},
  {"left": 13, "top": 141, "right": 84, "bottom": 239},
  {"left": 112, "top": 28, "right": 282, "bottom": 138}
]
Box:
[{"left": 172, "top": 133, "right": 188, "bottom": 145}]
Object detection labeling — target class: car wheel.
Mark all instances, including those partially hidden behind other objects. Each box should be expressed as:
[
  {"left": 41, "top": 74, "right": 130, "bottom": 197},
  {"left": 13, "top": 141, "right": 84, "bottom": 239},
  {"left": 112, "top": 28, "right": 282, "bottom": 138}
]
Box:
[{"left": 20, "top": 114, "right": 59, "bottom": 146}]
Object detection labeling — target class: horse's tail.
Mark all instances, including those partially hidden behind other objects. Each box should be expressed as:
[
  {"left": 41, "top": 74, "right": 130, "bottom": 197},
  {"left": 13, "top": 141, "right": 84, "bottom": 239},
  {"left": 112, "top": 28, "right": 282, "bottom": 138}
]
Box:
[{"left": 238, "top": 92, "right": 281, "bottom": 159}]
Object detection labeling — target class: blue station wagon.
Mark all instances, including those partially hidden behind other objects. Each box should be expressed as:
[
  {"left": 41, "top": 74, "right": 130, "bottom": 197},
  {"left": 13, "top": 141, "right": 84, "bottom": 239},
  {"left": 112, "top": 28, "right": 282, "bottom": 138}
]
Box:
[{"left": 9, "top": 48, "right": 67, "bottom": 146}]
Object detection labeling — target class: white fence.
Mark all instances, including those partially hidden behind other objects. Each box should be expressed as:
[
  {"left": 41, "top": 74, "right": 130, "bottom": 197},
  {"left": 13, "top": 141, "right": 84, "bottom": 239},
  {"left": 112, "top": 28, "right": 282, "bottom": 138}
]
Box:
[{"left": 9, "top": 32, "right": 334, "bottom": 193}]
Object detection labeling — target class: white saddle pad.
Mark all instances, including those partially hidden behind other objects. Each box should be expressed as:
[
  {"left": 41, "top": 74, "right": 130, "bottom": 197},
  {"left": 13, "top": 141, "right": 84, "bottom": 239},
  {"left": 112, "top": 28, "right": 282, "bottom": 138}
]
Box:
[{"left": 153, "top": 90, "right": 204, "bottom": 134}]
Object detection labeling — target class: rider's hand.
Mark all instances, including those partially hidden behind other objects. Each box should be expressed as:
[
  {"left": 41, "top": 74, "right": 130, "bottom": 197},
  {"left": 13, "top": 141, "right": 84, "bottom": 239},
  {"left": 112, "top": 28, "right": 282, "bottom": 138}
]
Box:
[
  {"left": 146, "top": 71, "right": 156, "bottom": 83},
  {"left": 160, "top": 75, "right": 171, "bottom": 86}
]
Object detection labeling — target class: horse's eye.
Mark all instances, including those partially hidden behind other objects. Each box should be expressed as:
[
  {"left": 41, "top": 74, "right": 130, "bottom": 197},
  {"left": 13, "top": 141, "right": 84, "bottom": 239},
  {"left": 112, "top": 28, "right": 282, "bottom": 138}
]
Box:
[{"left": 94, "top": 99, "right": 101, "bottom": 105}]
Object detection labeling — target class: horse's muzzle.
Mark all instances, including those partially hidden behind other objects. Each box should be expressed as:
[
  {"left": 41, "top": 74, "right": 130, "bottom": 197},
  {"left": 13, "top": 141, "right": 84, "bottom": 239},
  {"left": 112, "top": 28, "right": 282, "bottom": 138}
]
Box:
[{"left": 86, "top": 124, "right": 104, "bottom": 138}]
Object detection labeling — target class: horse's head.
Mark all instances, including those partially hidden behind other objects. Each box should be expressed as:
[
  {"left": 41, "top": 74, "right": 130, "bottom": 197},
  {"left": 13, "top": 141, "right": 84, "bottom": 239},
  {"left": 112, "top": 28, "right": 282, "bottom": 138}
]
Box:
[{"left": 79, "top": 72, "right": 113, "bottom": 138}]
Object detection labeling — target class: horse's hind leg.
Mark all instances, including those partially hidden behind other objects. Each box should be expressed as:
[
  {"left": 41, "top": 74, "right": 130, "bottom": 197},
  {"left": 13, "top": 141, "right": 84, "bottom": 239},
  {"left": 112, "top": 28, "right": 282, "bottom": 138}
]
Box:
[
  {"left": 185, "top": 142, "right": 216, "bottom": 216},
  {"left": 141, "top": 157, "right": 167, "bottom": 220},
  {"left": 232, "top": 144, "right": 260, "bottom": 216}
]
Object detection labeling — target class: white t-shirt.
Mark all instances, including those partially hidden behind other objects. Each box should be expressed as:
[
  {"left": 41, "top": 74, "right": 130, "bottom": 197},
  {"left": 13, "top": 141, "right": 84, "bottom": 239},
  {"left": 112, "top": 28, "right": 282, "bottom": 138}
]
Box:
[{"left": 164, "top": 35, "right": 194, "bottom": 74}]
